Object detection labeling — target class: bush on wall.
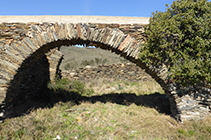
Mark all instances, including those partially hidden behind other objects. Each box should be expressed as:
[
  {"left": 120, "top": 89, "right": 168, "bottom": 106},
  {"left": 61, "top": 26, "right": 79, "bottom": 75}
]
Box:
[{"left": 139, "top": 0, "right": 211, "bottom": 86}]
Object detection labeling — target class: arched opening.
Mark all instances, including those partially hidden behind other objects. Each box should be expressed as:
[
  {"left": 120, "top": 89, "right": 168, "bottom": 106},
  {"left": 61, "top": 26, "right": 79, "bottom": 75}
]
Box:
[
  {"left": 0, "top": 22, "right": 176, "bottom": 121},
  {"left": 3, "top": 37, "right": 170, "bottom": 118}
]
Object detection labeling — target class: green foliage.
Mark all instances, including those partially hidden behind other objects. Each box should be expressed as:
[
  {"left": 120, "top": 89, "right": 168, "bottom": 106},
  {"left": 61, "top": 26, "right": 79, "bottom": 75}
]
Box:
[
  {"left": 48, "top": 78, "right": 95, "bottom": 97},
  {"left": 178, "top": 129, "right": 195, "bottom": 138},
  {"left": 139, "top": 0, "right": 211, "bottom": 86},
  {"left": 48, "top": 78, "right": 70, "bottom": 92},
  {"left": 70, "top": 80, "right": 95, "bottom": 96}
]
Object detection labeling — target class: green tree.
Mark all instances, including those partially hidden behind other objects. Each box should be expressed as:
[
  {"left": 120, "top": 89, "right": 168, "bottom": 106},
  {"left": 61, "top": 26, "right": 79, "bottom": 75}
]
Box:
[{"left": 139, "top": 0, "right": 211, "bottom": 86}]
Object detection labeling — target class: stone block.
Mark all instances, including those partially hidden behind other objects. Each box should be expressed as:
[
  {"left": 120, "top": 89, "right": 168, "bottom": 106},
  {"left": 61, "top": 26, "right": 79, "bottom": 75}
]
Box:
[
  {"left": 10, "top": 43, "right": 28, "bottom": 58},
  {"left": 76, "top": 23, "right": 82, "bottom": 39},
  {"left": 4, "top": 44, "right": 24, "bottom": 61},
  {"left": 46, "top": 28, "right": 55, "bottom": 42},
  {"left": 42, "top": 32, "right": 51, "bottom": 44},
  {"left": 58, "top": 23, "right": 66, "bottom": 40},
  {"left": 17, "top": 41, "right": 33, "bottom": 54},
  {"left": 54, "top": 22, "right": 60, "bottom": 38},
  {"left": 0, "top": 59, "right": 19, "bottom": 71},
  {"left": 123, "top": 38, "right": 135, "bottom": 54},
  {"left": 13, "top": 42, "right": 31, "bottom": 57},
  {"left": 130, "top": 43, "right": 141, "bottom": 58},
  {"left": 22, "top": 37, "right": 39, "bottom": 51},
  {"left": 100, "top": 28, "right": 109, "bottom": 44},
  {"left": 107, "top": 31, "right": 118, "bottom": 46},
  {"left": 66, "top": 23, "right": 77, "bottom": 39},
  {"left": 1, "top": 50, "right": 21, "bottom": 65},
  {"left": 0, "top": 71, "right": 13, "bottom": 81},
  {"left": 92, "top": 30, "right": 101, "bottom": 42},
  {"left": 125, "top": 41, "right": 137, "bottom": 56},
  {"left": 112, "top": 33, "right": 126, "bottom": 49}
]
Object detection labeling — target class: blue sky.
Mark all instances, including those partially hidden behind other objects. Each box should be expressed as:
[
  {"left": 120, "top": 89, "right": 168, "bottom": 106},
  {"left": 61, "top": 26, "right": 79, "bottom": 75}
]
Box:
[{"left": 0, "top": 0, "right": 193, "bottom": 17}]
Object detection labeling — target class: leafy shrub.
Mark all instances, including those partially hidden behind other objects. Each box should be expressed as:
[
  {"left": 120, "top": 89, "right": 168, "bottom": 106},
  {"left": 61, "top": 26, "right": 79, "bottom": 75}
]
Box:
[
  {"left": 48, "top": 78, "right": 71, "bottom": 92},
  {"left": 139, "top": 0, "right": 211, "bottom": 86},
  {"left": 48, "top": 78, "right": 95, "bottom": 96},
  {"left": 70, "top": 80, "right": 95, "bottom": 96}
]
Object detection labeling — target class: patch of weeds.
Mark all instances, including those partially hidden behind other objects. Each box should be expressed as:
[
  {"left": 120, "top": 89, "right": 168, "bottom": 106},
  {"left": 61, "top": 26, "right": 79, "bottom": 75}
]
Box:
[
  {"left": 128, "top": 131, "right": 138, "bottom": 139},
  {"left": 154, "top": 138, "right": 169, "bottom": 140},
  {"left": 130, "top": 81, "right": 140, "bottom": 86},
  {"left": 62, "top": 119, "right": 74, "bottom": 128},
  {"left": 104, "top": 126, "right": 115, "bottom": 132},
  {"left": 109, "top": 82, "right": 116, "bottom": 87},
  {"left": 188, "top": 130, "right": 195, "bottom": 136},
  {"left": 48, "top": 78, "right": 71, "bottom": 92},
  {"left": 128, "top": 111, "right": 137, "bottom": 116},
  {"left": 101, "top": 108, "right": 107, "bottom": 115},
  {"left": 118, "top": 84, "right": 124, "bottom": 90},
  {"left": 62, "top": 112, "right": 68, "bottom": 118},
  {"left": 55, "top": 78, "right": 70, "bottom": 85},
  {"left": 48, "top": 78, "right": 95, "bottom": 97},
  {"left": 70, "top": 80, "right": 95, "bottom": 96},
  {"left": 110, "top": 119, "right": 117, "bottom": 124},
  {"left": 123, "top": 81, "right": 130, "bottom": 86},
  {"left": 85, "top": 113, "right": 91, "bottom": 117},
  {"left": 35, "top": 125, "right": 46, "bottom": 132},
  {"left": 58, "top": 102, "right": 74, "bottom": 112},
  {"left": 204, "top": 126, "right": 211, "bottom": 133},
  {"left": 15, "top": 128, "right": 25, "bottom": 139},
  {"left": 178, "top": 129, "right": 194, "bottom": 138}
]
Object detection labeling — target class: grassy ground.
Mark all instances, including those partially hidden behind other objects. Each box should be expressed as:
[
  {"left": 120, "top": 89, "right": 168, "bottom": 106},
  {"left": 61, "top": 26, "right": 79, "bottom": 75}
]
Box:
[{"left": 0, "top": 78, "right": 211, "bottom": 140}]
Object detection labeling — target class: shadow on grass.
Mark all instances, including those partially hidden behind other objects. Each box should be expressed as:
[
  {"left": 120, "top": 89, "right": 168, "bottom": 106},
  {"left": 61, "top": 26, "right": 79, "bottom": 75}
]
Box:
[{"left": 5, "top": 87, "right": 171, "bottom": 119}]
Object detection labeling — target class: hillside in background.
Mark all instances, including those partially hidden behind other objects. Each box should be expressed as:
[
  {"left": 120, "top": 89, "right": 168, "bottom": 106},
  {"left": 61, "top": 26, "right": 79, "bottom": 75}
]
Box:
[{"left": 59, "top": 46, "right": 129, "bottom": 70}]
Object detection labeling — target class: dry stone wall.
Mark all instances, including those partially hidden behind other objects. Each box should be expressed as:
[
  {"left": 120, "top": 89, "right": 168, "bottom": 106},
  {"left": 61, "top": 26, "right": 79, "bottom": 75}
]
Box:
[
  {"left": 0, "top": 16, "right": 210, "bottom": 122},
  {"left": 61, "top": 63, "right": 152, "bottom": 82}
]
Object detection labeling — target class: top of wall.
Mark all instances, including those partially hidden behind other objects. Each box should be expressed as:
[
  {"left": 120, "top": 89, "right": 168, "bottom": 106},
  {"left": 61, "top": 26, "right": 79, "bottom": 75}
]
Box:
[{"left": 0, "top": 16, "right": 149, "bottom": 24}]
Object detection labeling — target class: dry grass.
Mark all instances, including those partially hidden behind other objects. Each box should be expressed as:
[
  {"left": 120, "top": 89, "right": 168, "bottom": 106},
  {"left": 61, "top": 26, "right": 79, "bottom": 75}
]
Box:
[
  {"left": 85, "top": 78, "right": 164, "bottom": 96},
  {"left": 0, "top": 78, "right": 211, "bottom": 139}
]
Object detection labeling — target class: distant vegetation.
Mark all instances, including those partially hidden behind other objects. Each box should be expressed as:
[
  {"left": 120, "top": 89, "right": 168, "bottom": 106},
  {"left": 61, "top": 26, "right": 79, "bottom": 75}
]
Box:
[
  {"left": 80, "top": 58, "right": 108, "bottom": 67},
  {"left": 60, "top": 45, "right": 129, "bottom": 70}
]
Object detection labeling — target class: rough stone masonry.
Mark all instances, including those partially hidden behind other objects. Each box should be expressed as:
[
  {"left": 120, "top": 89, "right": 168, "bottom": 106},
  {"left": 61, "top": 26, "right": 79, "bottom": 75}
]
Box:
[{"left": 0, "top": 16, "right": 210, "bottom": 122}]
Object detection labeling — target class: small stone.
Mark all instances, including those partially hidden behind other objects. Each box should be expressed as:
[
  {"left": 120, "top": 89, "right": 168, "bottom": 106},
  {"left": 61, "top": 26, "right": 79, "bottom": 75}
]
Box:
[
  {"left": 0, "top": 112, "right": 3, "bottom": 117},
  {"left": 171, "top": 91, "right": 177, "bottom": 94},
  {"left": 85, "top": 65, "right": 92, "bottom": 69}
]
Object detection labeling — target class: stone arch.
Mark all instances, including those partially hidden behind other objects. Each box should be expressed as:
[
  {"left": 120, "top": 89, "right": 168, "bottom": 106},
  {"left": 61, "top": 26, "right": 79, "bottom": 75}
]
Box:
[
  {"left": 0, "top": 22, "right": 210, "bottom": 121},
  {"left": 0, "top": 22, "right": 170, "bottom": 117}
]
